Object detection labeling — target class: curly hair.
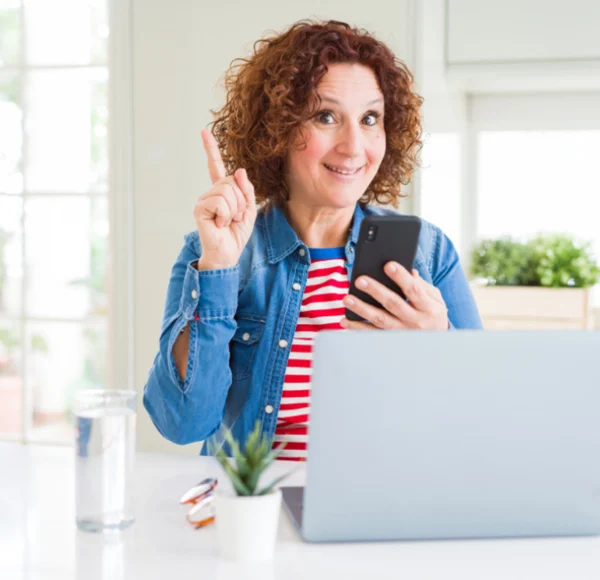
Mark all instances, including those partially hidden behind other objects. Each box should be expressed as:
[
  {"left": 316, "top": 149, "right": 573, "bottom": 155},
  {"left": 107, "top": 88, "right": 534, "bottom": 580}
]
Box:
[{"left": 210, "top": 19, "right": 424, "bottom": 207}]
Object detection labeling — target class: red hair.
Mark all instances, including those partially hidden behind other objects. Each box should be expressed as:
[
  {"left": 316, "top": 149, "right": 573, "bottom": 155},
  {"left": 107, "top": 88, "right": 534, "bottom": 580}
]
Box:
[{"left": 211, "top": 19, "right": 423, "bottom": 207}]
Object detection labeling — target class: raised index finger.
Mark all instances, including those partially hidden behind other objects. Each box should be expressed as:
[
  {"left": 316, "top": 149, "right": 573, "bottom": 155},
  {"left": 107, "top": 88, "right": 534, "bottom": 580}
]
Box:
[{"left": 201, "top": 129, "right": 227, "bottom": 184}]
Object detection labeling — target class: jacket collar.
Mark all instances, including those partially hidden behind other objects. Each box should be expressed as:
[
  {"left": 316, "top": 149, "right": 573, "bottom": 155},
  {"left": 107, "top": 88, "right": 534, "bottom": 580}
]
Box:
[{"left": 262, "top": 203, "right": 366, "bottom": 265}]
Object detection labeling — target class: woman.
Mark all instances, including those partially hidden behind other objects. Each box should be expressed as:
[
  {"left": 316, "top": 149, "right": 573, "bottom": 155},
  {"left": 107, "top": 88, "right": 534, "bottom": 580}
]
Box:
[{"left": 143, "top": 20, "right": 482, "bottom": 459}]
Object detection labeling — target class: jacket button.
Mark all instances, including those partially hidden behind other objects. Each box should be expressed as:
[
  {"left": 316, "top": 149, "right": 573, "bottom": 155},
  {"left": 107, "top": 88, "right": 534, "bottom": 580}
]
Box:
[
  {"left": 242, "top": 332, "right": 250, "bottom": 342},
  {"left": 298, "top": 248, "right": 306, "bottom": 257},
  {"left": 265, "top": 404, "right": 274, "bottom": 414},
  {"left": 278, "top": 339, "right": 288, "bottom": 348},
  {"left": 292, "top": 283, "right": 301, "bottom": 291},
  {"left": 191, "top": 289, "right": 198, "bottom": 299}
]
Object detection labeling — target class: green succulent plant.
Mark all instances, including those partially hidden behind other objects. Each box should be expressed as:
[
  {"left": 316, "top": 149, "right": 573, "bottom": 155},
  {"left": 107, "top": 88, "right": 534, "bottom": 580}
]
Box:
[
  {"left": 210, "top": 420, "right": 290, "bottom": 496},
  {"left": 471, "top": 234, "right": 600, "bottom": 288}
]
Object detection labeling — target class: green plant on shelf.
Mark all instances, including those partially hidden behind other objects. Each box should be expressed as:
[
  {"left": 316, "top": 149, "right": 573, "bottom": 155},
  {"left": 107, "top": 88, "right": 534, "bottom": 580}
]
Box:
[
  {"left": 0, "top": 226, "right": 10, "bottom": 311},
  {"left": 68, "top": 235, "right": 108, "bottom": 317},
  {"left": 65, "top": 232, "right": 108, "bottom": 421},
  {"left": 471, "top": 237, "right": 538, "bottom": 286},
  {"left": 471, "top": 234, "right": 600, "bottom": 288},
  {"left": 30, "top": 333, "right": 49, "bottom": 354},
  {"left": 529, "top": 234, "right": 600, "bottom": 288},
  {"left": 0, "top": 326, "right": 48, "bottom": 375},
  {"left": 0, "top": 327, "right": 19, "bottom": 373}
]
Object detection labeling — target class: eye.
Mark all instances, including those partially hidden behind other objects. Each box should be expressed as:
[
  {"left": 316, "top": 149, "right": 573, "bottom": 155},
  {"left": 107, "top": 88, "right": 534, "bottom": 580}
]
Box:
[
  {"left": 362, "top": 111, "right": 381, "bottom": 127},
  {"left": 315, "top": 110, "right": 335, "bottom": 125}
]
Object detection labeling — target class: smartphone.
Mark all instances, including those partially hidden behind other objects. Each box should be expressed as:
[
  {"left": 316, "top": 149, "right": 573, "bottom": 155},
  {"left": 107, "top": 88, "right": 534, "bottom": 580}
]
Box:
[{"left": 346, "top": 215, "right": 422, "bottom": 322}]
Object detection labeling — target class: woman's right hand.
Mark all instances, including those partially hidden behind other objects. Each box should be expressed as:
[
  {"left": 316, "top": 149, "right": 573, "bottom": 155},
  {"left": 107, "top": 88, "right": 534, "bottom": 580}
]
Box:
[{"left": 194, "top": 129, "right": 258, "bottom": 271}]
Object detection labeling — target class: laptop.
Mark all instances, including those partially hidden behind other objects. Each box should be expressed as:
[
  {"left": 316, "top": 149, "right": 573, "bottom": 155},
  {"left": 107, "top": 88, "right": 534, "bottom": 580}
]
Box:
[{"left": 281, "top": 330, "right": 600, "bottom": 542}]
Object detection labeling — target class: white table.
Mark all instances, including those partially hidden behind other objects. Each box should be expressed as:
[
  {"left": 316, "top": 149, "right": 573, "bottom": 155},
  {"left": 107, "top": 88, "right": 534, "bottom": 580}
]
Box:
[{"left": 2, "top": 442, "right": 600, "bottom": 580}]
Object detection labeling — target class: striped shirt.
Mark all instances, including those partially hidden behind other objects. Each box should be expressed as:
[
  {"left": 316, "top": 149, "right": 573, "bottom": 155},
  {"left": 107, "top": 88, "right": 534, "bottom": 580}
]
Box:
[{"left": 273, "top": 247, "right": 349, "bottom": 461}]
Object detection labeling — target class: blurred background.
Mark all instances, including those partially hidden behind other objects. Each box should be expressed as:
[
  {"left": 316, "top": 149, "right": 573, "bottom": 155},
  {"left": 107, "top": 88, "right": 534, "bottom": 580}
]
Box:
[{"left": 0, "top": 0, "right": 599, "bottom": 453}]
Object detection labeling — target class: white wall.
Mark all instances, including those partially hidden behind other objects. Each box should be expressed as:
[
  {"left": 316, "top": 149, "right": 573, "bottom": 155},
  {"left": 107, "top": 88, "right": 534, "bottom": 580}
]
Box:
[
  {"left": 414, "top": 0, "right": 467, "bottom": 133},
  {"left": 412, "top": 0, "right": 474, "bottom": 258},
  {"left": 447, "top": 0, "right": 600, "bottom": 64},
  {"left": 131, "top": 0, "right": 418, "bottom": 453},
  {"left": 445, "top": 0, "right": 600, "bottom": 93}
]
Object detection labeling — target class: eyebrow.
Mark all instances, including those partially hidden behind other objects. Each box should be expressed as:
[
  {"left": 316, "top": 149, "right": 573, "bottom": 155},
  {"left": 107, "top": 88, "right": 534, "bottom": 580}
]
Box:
[{"left": 318, "top": 96, "right": 384, "bottom": 108}]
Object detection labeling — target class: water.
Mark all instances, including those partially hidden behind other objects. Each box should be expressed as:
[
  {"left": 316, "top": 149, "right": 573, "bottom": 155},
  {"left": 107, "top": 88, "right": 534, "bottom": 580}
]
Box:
[{"left": 75, "top": 407, "right": 136, "bottom": 532}]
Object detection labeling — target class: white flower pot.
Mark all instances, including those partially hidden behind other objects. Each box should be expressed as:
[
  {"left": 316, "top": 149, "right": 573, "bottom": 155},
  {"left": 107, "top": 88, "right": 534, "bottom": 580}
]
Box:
[{"left": 214, "top": 488, "right": 282, "bottom": 562}]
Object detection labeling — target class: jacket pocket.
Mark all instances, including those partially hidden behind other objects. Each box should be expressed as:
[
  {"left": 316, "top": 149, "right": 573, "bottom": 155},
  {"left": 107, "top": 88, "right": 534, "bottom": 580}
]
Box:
[{"left": 229, "top": 315, "right": 266, "bottom": 381}]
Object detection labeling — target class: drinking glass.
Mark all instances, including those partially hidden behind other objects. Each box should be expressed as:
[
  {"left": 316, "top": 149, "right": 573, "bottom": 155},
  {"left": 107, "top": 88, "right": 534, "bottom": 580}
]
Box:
[{"left": 74, "top": 389, "right": 137, "bottom": 532}]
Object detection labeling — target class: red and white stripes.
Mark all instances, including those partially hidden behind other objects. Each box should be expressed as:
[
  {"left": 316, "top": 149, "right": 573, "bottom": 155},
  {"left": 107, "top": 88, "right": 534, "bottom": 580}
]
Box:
[{"left": 273, "top": 248, "right": 349, "bottom": 461}]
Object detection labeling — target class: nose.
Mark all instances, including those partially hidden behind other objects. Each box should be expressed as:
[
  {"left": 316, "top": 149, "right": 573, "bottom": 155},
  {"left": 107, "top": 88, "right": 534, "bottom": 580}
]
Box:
[{"left": 335, "top": 122, "right": 363, "bottom": 158}]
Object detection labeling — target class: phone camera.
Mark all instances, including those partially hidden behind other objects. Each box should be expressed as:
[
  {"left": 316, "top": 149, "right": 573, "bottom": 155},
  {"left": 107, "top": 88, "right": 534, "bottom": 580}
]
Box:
[{"left": 367, "top": 225, "right": 378, "bottom": 242}]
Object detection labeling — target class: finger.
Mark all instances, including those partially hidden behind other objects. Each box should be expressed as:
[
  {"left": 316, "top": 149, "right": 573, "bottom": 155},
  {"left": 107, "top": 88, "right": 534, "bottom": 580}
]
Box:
[
  {"left": 234, "top": 168, "right": 257, "bottom": 216},
  {"left": 207, "top": 179, "right": 246, "bottom": 222},
  {"left": 384, "top": 262, "right": 435, "bottom": 312},
  {"left": 339, "top": 317, "right": 378, "bottom": 331},
  {"left": 200, "top": 196, "right": 231, "bottom": 228},
  {"left": 220, "top": 183, "right": 244, "bottom": 225},
  {"left": 223, "top": 178, "right": 247, "bottom": 222},
  {"left": 342, "top": 294, "right": 408, "bottom": 330},
  {"left": 412, "top": 269, "right": 446, "bottom": 304},
  {"left": 352, "top": 275, "right": 419, "bottom": 326},
  {"left": 201, "top": 129, "right": 227, "bottom": 185},
  {"left": 203, "top": 185, "right": 240, "bottom": 227}
]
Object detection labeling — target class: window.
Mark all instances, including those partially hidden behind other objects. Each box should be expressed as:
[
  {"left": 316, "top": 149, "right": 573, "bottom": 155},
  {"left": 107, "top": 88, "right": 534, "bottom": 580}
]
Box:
[
  {"left": 477, "top": 130, "right": 600, "bottom": 257},
  {"left": 417, "top": 132, "right": 462, "bottom": 253},
  {"left": 471, "top": 92, "right": 600, "bottom": 304},
  {"left": 0, "top": 0, "right": 110, "bottom": 443}
]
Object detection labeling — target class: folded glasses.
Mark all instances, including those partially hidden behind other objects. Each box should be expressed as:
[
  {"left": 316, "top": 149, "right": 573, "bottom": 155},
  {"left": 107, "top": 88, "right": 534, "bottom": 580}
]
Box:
[{"left": 180, "top": 477, "right": 218, "bottom": 529}]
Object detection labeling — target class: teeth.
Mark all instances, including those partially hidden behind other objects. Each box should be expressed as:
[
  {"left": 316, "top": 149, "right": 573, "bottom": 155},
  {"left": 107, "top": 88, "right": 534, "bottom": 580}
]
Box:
[{"left": 324, "top": 164, "right": 360, "bottom": 176}]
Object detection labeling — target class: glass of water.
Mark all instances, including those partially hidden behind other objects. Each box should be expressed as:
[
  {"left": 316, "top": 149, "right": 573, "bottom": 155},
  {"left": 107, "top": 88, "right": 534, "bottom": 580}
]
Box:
[{"left": 74, "top": 389, "right": 137, "bottom": 532}]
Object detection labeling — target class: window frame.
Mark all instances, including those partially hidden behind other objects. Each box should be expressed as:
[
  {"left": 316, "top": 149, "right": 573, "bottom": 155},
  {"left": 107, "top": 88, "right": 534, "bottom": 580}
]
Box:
[
  {"left": 0, "top": 0, "right": 134, "bottom": 445},
  {"left": 459, "top": 91, "right": 600, "bottom": 270}
]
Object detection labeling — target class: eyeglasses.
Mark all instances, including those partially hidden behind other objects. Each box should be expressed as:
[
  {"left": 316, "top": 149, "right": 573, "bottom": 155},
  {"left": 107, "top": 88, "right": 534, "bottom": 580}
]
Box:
[{"left": 179, "top": 477, "right": 218, "bottom": 529}]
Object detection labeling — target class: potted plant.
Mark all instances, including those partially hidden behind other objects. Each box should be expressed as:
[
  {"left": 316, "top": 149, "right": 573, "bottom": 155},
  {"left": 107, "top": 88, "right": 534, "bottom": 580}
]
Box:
[
  {"left": 210, "top": 421, "right": 291, "bottom": 562},
  {"left": 0, "top": 228, "right": 22, "bottom": 434},
  {"left": 0, "top": 326, "right": 22, "bottom": 434},
  {"left": 0, "top": 226, "right": 10, "bottom": 311},
  {"left": 470, "top": 234, "right": 600, "bottom": 330}
]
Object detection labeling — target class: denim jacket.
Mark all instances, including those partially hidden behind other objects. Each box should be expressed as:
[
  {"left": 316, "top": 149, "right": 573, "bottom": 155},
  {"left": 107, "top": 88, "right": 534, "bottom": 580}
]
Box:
[{"left": 143, "top": 203, "right": 482, "bottom": 453}]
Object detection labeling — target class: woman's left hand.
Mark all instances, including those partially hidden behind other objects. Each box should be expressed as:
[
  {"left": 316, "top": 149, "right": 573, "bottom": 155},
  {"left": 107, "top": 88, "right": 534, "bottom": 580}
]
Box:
[{"left": 340, "top": 262, "right": 449, "bottom": 331}]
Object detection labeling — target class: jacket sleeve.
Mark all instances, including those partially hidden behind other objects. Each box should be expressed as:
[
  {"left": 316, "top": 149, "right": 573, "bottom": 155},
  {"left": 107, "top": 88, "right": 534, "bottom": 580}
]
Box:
[
  {"left": 143, "top": 232, "right": 239, "bottom": 444},
  {"left": 429, "top": 227, "right": 483, "bottom": 330}
]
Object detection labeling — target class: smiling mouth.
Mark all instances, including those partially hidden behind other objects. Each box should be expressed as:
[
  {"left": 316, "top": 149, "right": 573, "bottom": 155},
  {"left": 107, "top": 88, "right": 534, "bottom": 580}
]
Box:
[{"left": 323, "top": 163, "right": 363, "bottom": 176}]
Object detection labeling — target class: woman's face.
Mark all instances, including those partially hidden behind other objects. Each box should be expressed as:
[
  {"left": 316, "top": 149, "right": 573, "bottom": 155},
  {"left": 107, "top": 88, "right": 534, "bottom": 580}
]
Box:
[{"left": 285, "top": 63, "right": 386, "bottom": 210}]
